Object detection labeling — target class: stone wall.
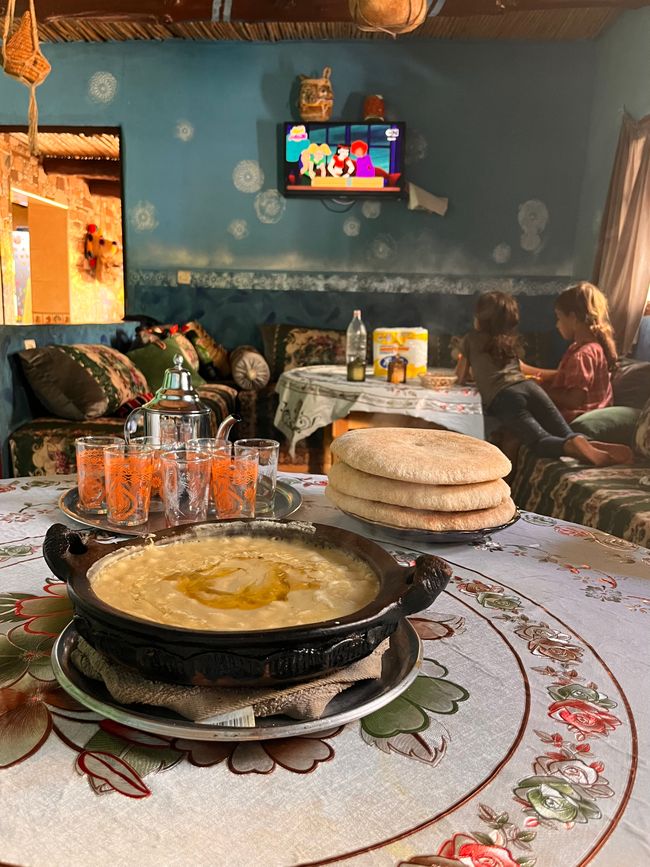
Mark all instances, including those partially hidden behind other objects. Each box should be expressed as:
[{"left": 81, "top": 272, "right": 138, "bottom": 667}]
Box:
[{"left": 0, "top": 133, "right": 124, "bottom": 324}]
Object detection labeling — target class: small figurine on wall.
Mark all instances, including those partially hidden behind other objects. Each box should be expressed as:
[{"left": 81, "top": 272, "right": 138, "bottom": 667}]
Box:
[
  {"left": 84, "top": 224, "right": 119, "bottom": 280},
  {"left": 299, "top": 66, "right": 334, "bottom": 122}
]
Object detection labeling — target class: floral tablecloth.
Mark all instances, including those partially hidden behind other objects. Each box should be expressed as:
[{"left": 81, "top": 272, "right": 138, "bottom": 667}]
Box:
[
  {"left": 274, "top": 366, "right": 483, "bottom": 456},
  {"left": 1, "top": 474, "right": 648, "bottom": 867}
]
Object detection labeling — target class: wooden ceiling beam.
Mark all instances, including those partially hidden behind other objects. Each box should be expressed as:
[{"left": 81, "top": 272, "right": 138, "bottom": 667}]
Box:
[
  {"left": 42, "top": 157, "right": 121, "bottom": 180},
  {"left": 87, "top": 180, "right": 122, "bottom": 197},
  {"left": 6, "top": 0, "right": 647, "bottom": 25}
]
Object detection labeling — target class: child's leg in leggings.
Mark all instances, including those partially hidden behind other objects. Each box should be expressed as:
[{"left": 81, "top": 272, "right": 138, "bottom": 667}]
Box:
[{"left": 490, "top": 382, "right": 572, "bottom": 458}]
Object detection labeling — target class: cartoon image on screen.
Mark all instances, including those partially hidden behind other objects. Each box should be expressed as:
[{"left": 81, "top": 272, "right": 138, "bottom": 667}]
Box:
[{"left": 283, "top": 122, "right": 405, "bottom": 196}]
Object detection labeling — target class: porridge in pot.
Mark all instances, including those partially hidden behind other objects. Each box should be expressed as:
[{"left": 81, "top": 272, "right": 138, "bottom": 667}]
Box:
[{"left": 89, "top": 535, "right": 380, "bottom": 631}]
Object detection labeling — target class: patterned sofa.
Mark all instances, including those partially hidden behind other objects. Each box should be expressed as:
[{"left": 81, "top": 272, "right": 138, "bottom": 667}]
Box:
[{"left": 510, "top": 360, "right": 650, "bottom": 548}]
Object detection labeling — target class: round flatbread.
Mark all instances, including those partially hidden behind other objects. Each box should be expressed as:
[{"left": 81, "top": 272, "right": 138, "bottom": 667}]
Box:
[
  {"left": 326, "top": 485, "right": 516, "bottom": 532},
  {"left": 328, "top": 462, "right": 510, "bottom": 512},
  {"left": 330, "top": 428, "right": 511, "bottom": 485}
]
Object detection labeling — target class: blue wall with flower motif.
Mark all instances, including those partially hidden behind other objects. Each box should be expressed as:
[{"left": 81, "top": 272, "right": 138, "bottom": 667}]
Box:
[{"left": 0, "top": 36, "right": 600, "bottom": 339}]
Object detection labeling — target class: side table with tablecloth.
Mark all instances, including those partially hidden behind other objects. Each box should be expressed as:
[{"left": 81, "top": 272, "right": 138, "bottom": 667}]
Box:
[{"left": 274, "top": 365, "right": 484, "bottom": 460}]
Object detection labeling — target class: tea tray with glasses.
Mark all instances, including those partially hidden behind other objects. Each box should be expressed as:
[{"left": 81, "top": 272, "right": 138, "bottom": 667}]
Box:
[{"left": 59, "top": 481, "right": 303, "bottom": 537}]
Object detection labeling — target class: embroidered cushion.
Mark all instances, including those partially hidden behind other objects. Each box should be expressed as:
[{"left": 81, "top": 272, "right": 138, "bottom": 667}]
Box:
[
  {"left": 183, "top": 321, "right": 231, "bottom": 379},
  {"left": 230, "top": 345, "right": 271, "bottom": 391},
  {"left": 19, "top": 344, "right": 149, "bottom": 421},
  {"left": 260, "top": 324, "right": 346, "bottom": 379}
]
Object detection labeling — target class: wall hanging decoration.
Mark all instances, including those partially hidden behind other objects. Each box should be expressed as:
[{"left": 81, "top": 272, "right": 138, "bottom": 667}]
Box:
[
  {"left": 1, "top": 0, "right": 51, "bottom": 155},
  {"left": 349, "top": 0, "right": 429, "bottom": 36},
  {"left": 299, "top": 66, "right": 333, "bottom": 122},
  {"left": 85, "top": 224, "right": 119, "bottom": 281}
]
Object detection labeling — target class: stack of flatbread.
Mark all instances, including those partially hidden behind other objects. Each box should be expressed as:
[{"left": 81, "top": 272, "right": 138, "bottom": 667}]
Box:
[{"left": 326, "top": 428, "right": 516, "bottom": 532}]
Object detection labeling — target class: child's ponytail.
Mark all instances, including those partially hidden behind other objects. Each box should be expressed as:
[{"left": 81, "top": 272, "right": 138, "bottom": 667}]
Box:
[{"left": 556, "top": 282, "right": 618, "bottom": 371}]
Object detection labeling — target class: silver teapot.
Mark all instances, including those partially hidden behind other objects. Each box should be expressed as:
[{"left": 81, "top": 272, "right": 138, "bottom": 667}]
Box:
[{"left": 124, "top": 353, "right": 238, "bottom": 445}]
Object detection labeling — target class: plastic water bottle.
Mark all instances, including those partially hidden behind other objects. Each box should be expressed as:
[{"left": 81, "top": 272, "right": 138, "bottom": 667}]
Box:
[{"left": 346, "top": 309, "right": 367, "bottom": 382}]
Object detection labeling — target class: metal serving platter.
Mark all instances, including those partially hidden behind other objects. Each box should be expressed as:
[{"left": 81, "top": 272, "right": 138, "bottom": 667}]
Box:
[
  {"left": 58, "top": 481, "right": 302, "bottom": 537},
  {"left": 339, "top": 508, "right": 520, "bottom": 545},
  {"left": 52, "top": 619, "right": 422, "bottom": 741}
]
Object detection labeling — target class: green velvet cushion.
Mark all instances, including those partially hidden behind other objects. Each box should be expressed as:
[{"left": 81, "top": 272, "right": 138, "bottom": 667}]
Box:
[
  {"left": 571, "top": 406, "right": 641, "bottom": 446},
  {"left": 635, "top": 398, "right": 650, "bottom": 459},
  {"left": 128, "top": 335, "right": 205, "bottom": 391}
]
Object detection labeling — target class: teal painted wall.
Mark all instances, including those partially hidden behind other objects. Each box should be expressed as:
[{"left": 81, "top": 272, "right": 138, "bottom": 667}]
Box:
[
  {"left": 0, "top": 39, "right": 595, "bottom": 286},
  {"left": 574, "top": 8, "right": 650, "bottom": 276}
]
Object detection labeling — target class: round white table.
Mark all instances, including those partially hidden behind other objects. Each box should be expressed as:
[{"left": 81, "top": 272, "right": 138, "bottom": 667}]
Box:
[
  {"left": 274, "top": 365, "right": 484, "bottom": 458},
  {"left": 0, "top": 473, "right": 647, "bottom": 866}
]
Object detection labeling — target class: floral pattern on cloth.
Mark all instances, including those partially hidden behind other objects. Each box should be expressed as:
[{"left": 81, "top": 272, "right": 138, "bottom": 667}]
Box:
[
  {"left": 182, "top": 320, "right": 231, "bottom": 379},
  {"left": 8, "top": 380, "right": 237, "bottom": 478},
  {"left": 511, "top": 445, "right": 650, "bottom": 547},
  {"left": 634, "top": 396, "right": 650, "bottom": 459},
  {"left": 0, "top": 474, "right": 645, "bottom": 867},
  {"left": 260, "top": 323, "right": 346, "bottom": 379},
  {"left": 9, "top": 418, "right": 125, "bottom": 477},
  {"left": 54, "top": 345, "right": 150, "bottom": 415}
]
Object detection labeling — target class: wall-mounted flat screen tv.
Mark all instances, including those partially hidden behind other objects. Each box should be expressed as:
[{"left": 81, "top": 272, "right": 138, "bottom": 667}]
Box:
[{"left": 281, "top": 121, "right": 406, "bottom": 198}]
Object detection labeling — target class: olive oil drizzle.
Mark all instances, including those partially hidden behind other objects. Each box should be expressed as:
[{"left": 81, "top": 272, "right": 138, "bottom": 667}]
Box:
[{"left": 175, "top": 563, "right": 322, "bottom": 610}]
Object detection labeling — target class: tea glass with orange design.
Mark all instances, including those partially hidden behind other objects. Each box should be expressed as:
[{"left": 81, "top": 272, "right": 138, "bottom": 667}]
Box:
[
  {"left": 210, "top": 447, "right": 258, "bottom": 519},
  {"left": 75, "top": 436, "right": 123, "bottom": 514},
  {"left": 103, "top": 443, "right": 154, "bottom": 526}
]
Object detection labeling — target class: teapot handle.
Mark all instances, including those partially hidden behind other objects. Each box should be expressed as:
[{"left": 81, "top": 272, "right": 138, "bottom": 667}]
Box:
[{"left": 124, "top": 407, "right": 145, "bottom": 441}]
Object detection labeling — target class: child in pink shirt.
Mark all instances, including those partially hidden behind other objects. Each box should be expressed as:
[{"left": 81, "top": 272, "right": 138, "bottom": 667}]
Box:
[{"left": 522, "top": 282, "right": 615, "bottom": 423}]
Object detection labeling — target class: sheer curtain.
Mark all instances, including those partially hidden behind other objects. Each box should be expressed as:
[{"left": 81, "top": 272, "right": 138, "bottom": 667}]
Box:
[{"left": 593, "top": 112, "right": 650, "bottom": 355}]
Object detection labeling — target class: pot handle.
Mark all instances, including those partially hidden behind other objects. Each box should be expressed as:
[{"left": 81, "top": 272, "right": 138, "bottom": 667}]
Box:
[
  {"left": 43, "top": 523, "right": 122, "bottom": 582},
  {"left": 398, "top": 554, "right": 452, "bottom": 617}
]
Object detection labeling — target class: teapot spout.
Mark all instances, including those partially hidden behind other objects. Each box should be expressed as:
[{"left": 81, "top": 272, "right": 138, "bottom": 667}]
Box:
[{"left": 215, "top": 413, "right": 241, "bottom": 443}]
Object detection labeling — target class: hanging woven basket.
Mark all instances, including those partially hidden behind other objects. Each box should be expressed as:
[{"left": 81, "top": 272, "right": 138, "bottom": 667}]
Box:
[
  {"left": 2, "top": 0, "right": 51, "bottom": 154},
  {"left": 349, "top": 0, "right": 430, "bottom": 36}
]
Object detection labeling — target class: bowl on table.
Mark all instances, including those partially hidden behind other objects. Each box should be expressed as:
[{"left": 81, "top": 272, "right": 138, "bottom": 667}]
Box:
[{"left": 43, "top": 520, "right": 451, "bottom": 688}]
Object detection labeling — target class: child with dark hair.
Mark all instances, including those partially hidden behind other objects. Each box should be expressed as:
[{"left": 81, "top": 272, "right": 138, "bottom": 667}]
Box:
[{"left": 457, "top": 292, "right": 631, "bottom": 466}]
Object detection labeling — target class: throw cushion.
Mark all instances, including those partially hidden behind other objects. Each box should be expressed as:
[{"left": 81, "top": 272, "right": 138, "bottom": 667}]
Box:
[
  {"left": 230, "top": 345, "right": 271, "bottom": 391},
  {"left": 571, "top": 406, "right": 641, "bottom": 446},
  {"left": 635, "top": 398, "right": 650, "bottom": 458},
  {"left": 612, "top": 359, "right": 650, "bottom": 408},
  {"left": 183, "top": 321, "right": 231, "bottom": 379},
  {"left": 128, "top": 335, "right": 206, "bottom": 391},
  {"left": 260, "top": 324, "right": 346, "bottom": 379},
  {"left": 19, "top": 344, "right": 149, "bottom": 421}
]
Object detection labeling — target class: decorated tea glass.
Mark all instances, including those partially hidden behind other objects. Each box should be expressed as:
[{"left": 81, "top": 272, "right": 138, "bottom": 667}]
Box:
[
  {"left": 160, "top": 447, "right": 212, "bottom": 527},
  {"left": 75, "top": 436, "right": 123, "bottom": 514},
  {"left": 103, "top": 443, "right": 154, "bottom": 526},
  {"left": 129, "top": 435, "right": 163, "bottom": 511},
  {"left": 187, "top": 438, "right": 231, "bottom": 515},
  {"left": 211, "top": 448, "right": 258, "bottom": 519},
  {"left": 234, "top": 438, "right": 280, "bottom": 514}
]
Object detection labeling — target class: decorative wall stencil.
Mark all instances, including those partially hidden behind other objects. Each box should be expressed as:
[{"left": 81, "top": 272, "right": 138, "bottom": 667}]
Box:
[
  {"left": 492, "top": 243, "right": 512, "bottom": 265},
  {"left": 88, "top": 71, "right": 118, "bottom": 104},
  {"left": 405, "top": 131, "right": 428, "bottom": 165},
  {"left": 370, "top": 234, "right": 397, "bottom": 260},
  {"left": 128, "top": 201, "right": 158, "bottom": 232},
  {"left": 232, "top": 160, "right": 264, "bottom": 194},
  {"left": 175, "top": 120, "right": 194, "bottom": 142},
  {"left": 129, "top": 267, "right": 568, "bottom": 297},
  {"left": 343, "top": 217, "right": 361, "bottom": 237},
  {"left": 518, "top": 199, "right": 549, "bottom": 254},
  {"left": 228, "top": 219, "right": 249, "bottom": 240},
  {"left": 361, "top": 200, "right": 382, "bottom": 219},
  {"left": 254, "top": 189, "right": 285, "bottom": 224}
]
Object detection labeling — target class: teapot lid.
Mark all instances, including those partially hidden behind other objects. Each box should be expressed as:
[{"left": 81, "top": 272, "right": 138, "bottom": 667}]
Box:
[{"left": 144, "top": 354, "right": 210, "bottom": 415}]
